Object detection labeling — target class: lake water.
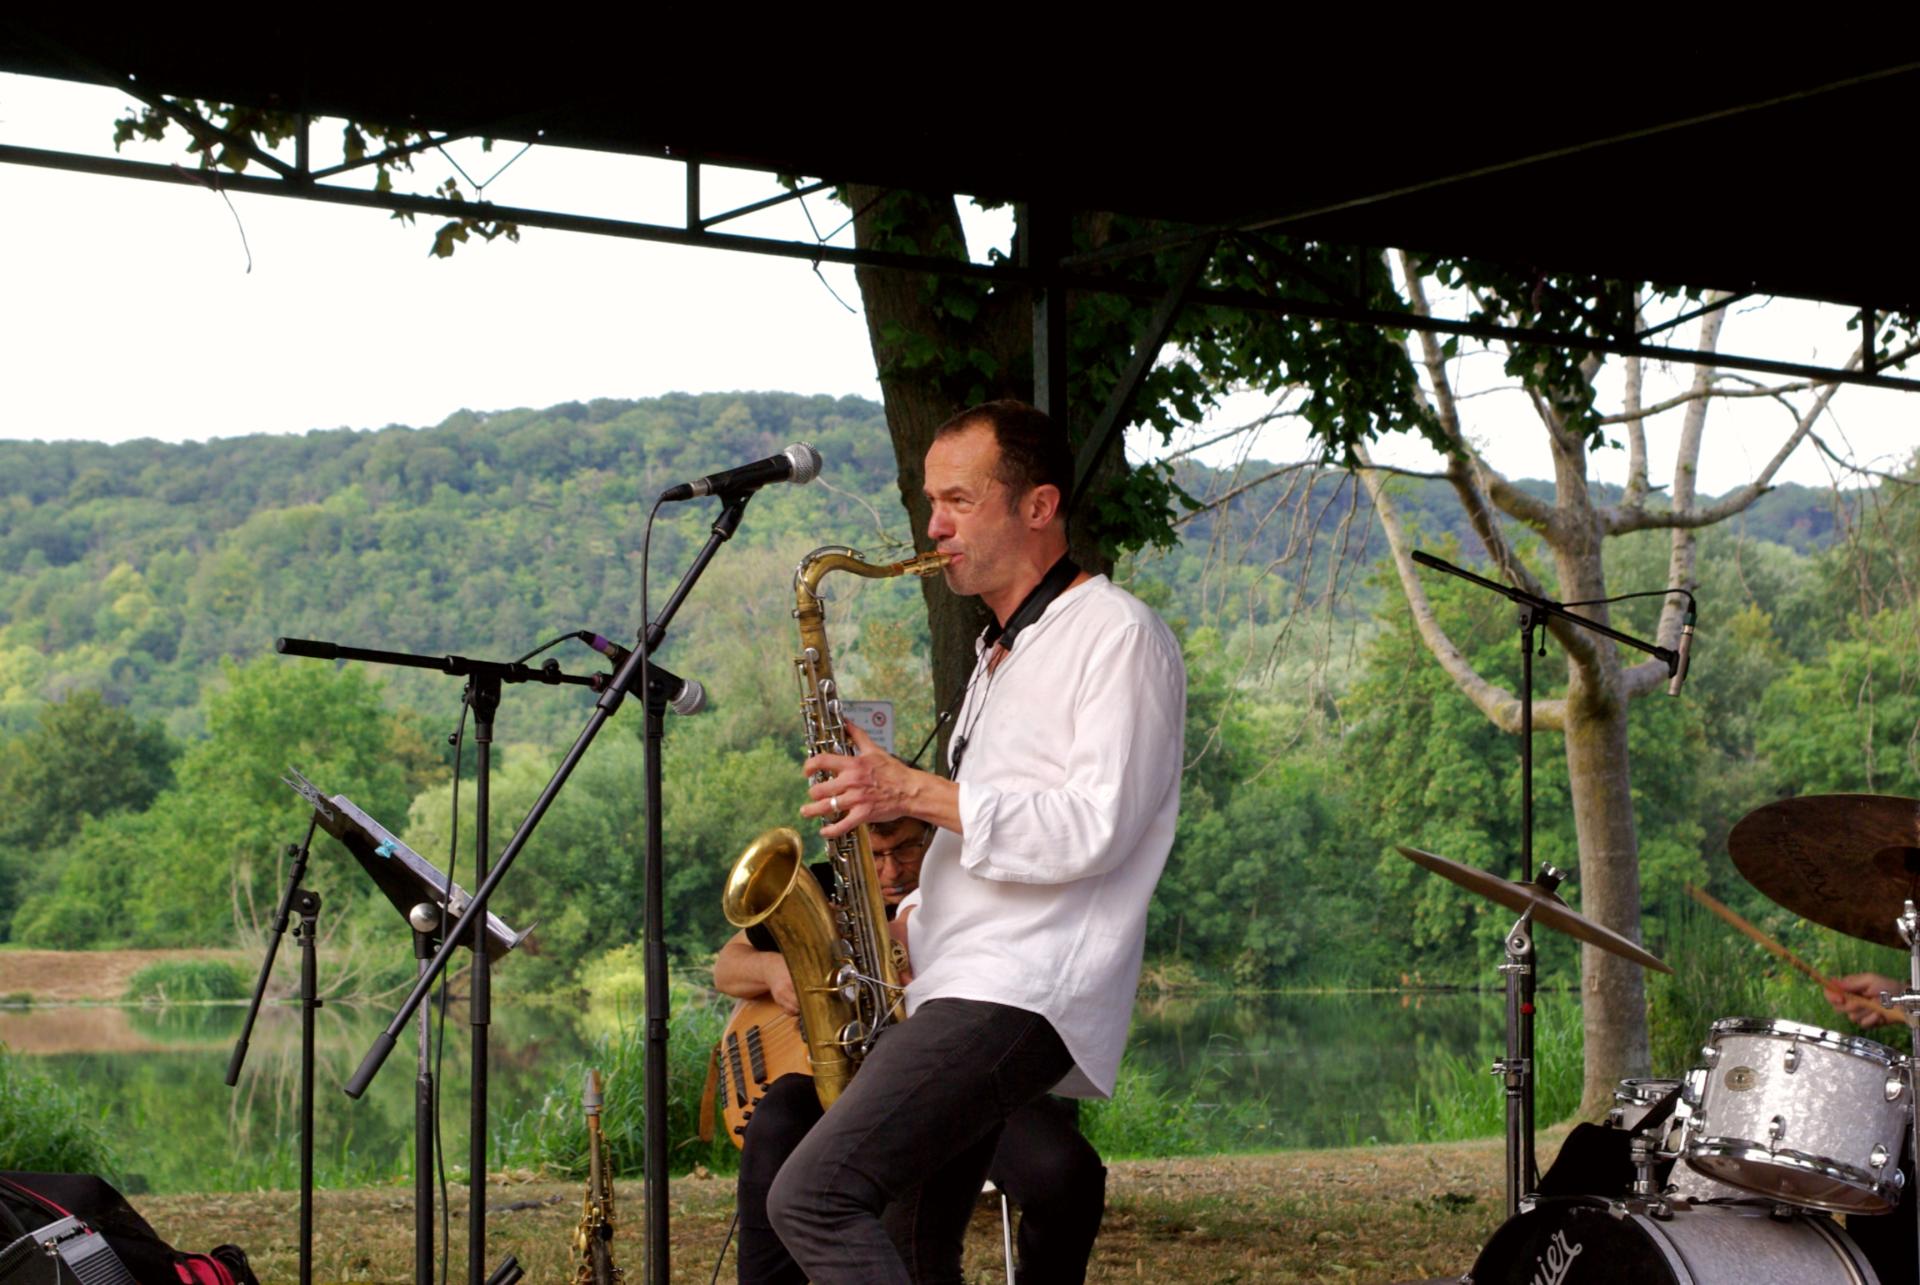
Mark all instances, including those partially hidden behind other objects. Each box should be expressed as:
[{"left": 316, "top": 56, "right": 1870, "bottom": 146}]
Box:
[{"left": 3, "top": 990, "right": 1513, "bottom": 1193}]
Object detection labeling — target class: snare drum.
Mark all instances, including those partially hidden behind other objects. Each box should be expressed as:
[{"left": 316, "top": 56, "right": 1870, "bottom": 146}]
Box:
[{"left": 1685, "top": 1017, "right": 1909, "bottom": 1213}]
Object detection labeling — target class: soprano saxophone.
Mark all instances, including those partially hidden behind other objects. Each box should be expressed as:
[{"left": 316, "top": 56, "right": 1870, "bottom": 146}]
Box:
[
  {"left": 571, "top": 1069, "right": 623, "bottom": 1285},
  {"left": 722, "top": 545, "right": 951, "bottom": 1109}
]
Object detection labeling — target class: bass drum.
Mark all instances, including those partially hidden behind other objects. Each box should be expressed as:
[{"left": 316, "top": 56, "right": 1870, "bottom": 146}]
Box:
[{"left": 1465, "top": 1197, "right": 1879, "bottom": 1284}]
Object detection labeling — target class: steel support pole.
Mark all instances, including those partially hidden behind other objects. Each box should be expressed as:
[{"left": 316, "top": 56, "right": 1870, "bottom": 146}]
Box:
[{"left": 1021, "top": 202, "right": 1069, "bottom": 425}]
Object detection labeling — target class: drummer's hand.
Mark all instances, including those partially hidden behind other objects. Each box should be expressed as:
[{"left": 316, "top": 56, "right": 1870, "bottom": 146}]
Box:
[{"left": 1825, "top": 972, "right": 1902, "bottom": 1028}]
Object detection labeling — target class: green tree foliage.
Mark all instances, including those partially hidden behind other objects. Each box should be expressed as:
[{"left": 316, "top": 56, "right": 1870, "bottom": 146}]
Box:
[
  {"left": 0, "top": 690, "right": 174, "bottom": 932},
  {"left": 10, "top": 656, "right": 439, "bottom": 947},
  {"left": 2, "top": 394, "right": 1913, "bottom": 998},
  {"left": 1343, "top": 537, "right": 1707, "bottom": 982}
]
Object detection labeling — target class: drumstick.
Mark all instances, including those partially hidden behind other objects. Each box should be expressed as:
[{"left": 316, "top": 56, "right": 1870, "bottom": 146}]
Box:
[{"left": 1685, "top": 883, "right": 1911, "bottom": 1027}]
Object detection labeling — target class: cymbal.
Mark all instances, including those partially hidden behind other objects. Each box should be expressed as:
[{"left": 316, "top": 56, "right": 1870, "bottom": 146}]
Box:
[
  {"left": 1728, "top": 794, "right": 1920, "bottom": 948},
  {"left": 1396, "top": 846, "right": 1673, "bottom": 973}
]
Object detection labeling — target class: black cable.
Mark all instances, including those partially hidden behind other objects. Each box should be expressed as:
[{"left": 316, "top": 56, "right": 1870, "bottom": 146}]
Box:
[
  {"left": 435, "top": 693, "right": 471, "bottom": 1285},
  {"left": 1562, "top": 586, "right": 1697, "bottom": 612},
  {"left": 510, "top": 632, "right": 579, "bottom": 666},
  {"left": 707, "top": 1209, "right": 739, "bottom": 1285}
]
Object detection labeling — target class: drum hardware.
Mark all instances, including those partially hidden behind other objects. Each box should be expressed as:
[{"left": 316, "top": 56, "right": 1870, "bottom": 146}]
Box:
[{"left": 1398, "top": 847, "right": 1672, "bottom": 1219}]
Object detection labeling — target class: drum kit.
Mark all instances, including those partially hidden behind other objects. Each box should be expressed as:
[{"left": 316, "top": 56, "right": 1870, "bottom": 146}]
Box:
[{"left": 1400, "top": 794, "right": 1920, "bottom": 1284}]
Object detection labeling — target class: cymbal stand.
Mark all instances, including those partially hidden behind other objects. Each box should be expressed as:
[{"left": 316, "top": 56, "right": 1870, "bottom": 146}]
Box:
[
  {"left": 1495, "top": 863, "right": 1561, "bottom": 1218},
  {"left": 1497, "top": 911, "right": 1536, "bottom": 1218}
]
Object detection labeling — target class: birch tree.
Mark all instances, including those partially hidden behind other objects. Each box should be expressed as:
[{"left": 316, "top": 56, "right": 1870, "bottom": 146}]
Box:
[{"left": 1355, "top": 260, "right": 1891, "bottom": 1109}]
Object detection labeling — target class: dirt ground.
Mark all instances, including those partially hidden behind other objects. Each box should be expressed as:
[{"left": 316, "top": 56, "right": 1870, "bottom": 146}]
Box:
[
  {"left": 0, "top": 948, "right": 247, "bottom": 1004},
  {"left": 136, "top": 1134, "right": 1547, "bottom": 1285}
]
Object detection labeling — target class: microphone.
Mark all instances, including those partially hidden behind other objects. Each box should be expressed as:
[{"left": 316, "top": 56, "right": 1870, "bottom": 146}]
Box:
[
  {"left": 1666, "top": 609, "right": 1696, "bottom": 697},
  {"left": 579, "top": 632, "right": 706, "bottom": 715},
  {"left": 660, "top": 443, "right": 823, "bottom": 503}
]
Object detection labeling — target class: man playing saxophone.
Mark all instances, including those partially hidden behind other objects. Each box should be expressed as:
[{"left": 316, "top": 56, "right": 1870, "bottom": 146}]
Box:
[
  {"left": 767, "top": 400, "right": 1186, "bottom": 1285},
  {"left": 713, "top": 816, "right": 1106, "bottom": 1285}
]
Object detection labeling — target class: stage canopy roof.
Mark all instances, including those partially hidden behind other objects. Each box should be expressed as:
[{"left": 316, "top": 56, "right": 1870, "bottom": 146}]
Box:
[{"left": 3, "top": 32, "right": 1915, "bottom": 388}]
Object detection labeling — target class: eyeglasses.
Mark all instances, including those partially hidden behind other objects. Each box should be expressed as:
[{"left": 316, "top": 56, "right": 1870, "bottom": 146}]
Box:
[{"left": 870, "top": 837, "right": 928, "bottom": 864}]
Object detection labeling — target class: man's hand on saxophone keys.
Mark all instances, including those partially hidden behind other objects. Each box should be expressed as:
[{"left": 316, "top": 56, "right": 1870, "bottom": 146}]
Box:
[{"left": 800, "top": 725, "right": 962, "bottom": 840}]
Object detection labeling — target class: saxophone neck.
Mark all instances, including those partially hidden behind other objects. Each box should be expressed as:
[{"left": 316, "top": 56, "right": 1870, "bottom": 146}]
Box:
[{"left": 795, "top": 546, "right": 953, "bottom": 604}]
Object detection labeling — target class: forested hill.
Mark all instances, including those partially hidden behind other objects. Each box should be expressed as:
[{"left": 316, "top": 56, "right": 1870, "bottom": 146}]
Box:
[
  {"left": 2, "top": 392, "right": 1909, "bottom": 981},
  {"left": 0, "top": 391, "right": 1850, "bottom": 743}
]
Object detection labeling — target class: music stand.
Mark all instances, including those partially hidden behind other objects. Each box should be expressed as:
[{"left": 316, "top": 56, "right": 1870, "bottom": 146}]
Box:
[{"left": 285, "top": 770, "right": 526, "bottom": 1285}]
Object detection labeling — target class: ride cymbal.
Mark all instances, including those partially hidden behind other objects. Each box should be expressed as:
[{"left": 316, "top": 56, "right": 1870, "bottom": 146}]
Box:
[
  {"left": 1727, "top": 794, "right": 1920, "bottom": 948},
  {"left": 1395, "top": 846, "right": 1672, "bottom": 973}
]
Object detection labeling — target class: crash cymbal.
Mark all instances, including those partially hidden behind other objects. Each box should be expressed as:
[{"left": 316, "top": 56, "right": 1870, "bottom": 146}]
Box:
[
  {"left": 1396, "top": 846, "right": 1672, "bottom": 973},
  {"left": 1728, "top": 794, "right": 1920, "bottom": 949}
]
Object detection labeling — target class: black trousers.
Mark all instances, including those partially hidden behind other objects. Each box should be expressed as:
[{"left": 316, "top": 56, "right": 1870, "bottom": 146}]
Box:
[
  {"left": 736, "top": 1075, "right": 1106, "bottom": 1284},
  {"left": 754, "top": 999, "right": 1095, "bottom": 1284}
]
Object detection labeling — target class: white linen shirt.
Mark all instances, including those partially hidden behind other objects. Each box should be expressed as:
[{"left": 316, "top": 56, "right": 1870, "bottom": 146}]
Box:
[{"left": 904, "top": 573, "right": 1184, "bottom": 1098}]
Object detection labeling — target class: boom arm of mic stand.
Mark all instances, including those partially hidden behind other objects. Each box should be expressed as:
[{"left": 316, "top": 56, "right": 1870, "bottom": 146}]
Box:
[{"left": 1409, "top": 550, "right": 1677, "bottom": 671}]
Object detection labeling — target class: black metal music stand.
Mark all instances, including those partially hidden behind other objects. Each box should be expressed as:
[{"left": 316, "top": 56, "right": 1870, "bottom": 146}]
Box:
[
  {"left": 281, "top": 771, "right": 526, "bottom": 1285},
  {"left": 272, "top": 644, "right": 583, "bottom": 1285}
]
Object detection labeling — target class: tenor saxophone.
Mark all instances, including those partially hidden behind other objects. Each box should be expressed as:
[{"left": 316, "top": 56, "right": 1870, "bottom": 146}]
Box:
[
  {"left": 722, "top": 545, "right": 951, "bottom": 1109},
  {"left": 571, "top": 1068, "right": 623, "bottom": 1285}
]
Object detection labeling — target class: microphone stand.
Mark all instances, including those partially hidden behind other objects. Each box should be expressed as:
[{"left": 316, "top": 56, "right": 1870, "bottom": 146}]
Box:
[
  {"left": 276, "top": 638, "right": 601, "bottom": 1285},
  {"left": 1410, "top": 549, "right": 1679, "bottom": 1210},
  {"left": 225, "top": 819, "right": 320, "bottom": 1285},
  {"left": 341, "top": 486, "right": 757, "bottom": 1285}
]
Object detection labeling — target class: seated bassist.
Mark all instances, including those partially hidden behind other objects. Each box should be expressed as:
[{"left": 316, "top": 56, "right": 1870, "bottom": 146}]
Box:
[{"left": 711, "top": 815, "right": 1106, "bottom": 1285}]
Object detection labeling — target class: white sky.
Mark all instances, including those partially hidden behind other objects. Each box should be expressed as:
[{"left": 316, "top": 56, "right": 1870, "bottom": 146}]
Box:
[{"left": 2, "top": 72, "right": 1914, "bottom": 496}]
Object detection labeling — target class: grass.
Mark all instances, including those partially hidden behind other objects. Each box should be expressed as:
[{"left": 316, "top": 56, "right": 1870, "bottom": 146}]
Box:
[
  {"left": 1083, "top": 1056, "right": 1279, "bottom": 1159},
  {"left": 497, "top": 986, "right": 740, "bottom": 1179},
  {"left": 1383, "top": 995, "right": 1584, "bottom": 1143},
  {"left": 1646, "top": 896, "right": 1913, "bottom": 1075},
  {"left": 124, "top": 958, "right": 250, "bottom": 1003},
  {"left": 131, "top": 1133, "right": 1534, "bottom": 1283},
  {"left": 0, "top": 1046, "right": 119, "bottom": 1175}
]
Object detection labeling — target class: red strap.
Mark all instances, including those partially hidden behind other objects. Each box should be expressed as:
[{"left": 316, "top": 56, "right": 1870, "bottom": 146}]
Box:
[
  {"left": 174, "top": 1254, "right": 236, "bottom": 1284},
  {"left": 0, "top": 1176, "right": 72, "bottom": 1219}
]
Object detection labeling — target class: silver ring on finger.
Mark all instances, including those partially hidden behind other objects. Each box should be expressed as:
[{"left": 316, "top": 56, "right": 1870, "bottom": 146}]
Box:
[{"left": 830, "top": 795, "right": 841, "bottom": 814}]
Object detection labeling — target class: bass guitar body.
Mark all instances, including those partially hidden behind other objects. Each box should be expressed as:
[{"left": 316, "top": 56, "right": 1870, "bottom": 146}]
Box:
[{"left": 717, "top": 997, "right": 813, "bottom": 1146}]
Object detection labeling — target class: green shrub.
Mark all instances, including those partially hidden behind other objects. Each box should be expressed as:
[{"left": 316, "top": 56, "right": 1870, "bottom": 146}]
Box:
[
  {"left": 0, "top": 1047, "right": 118, "bottom": 1176},
  {"left": 1082, "top": 1055, "right": 1275, "bottom": 1159},
  {"left": 498, "top": 988, "right": 739, "bottom": 1178},
  {"left": 124, "top": 958, "right": 249, "bottom": 1003},
  {"left": 1384, "top": 994, "right": 1584, "bottom": 1143}
]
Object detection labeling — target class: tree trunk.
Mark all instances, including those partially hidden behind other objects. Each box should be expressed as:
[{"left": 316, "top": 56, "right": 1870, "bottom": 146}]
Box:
[
  {"left": 846, "top": 187, "right": 1021, "bottom": 738},
  {"left": 1545, "top": 427, "right": 1652, "bottom": 1115},
  {"left": 1562, "top": 668, "right": 1652, "bottom": 1114}
]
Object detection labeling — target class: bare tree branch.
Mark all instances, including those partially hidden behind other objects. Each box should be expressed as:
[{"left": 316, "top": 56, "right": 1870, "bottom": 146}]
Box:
[
  {"left": 1608, "top": 338, "right": 1863, "bottom": 534},
  {"left": 1162, "top": 398, "right": 1301, "bottom": 463},
  {"left": 1172, "top": 461, "right": 1319, "bottom": 527},
  {"left": 1810, "top": 430, "right": 1920, "bottom": 487},
  {"left": 1353, "top": 444, "right": 1564, "bottom": 733},
  {"left": 1595, "top": 378, "right": 1814, "bottom": 425},
  {"left": 1396, "top": 252, "right": 1555, "bottom": 534},
  {"left": 1621, "top": 308, "right": 1650, "bottom": 510}
]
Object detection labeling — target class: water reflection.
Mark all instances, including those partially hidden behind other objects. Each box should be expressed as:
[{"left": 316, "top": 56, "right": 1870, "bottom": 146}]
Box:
[
  {"left": 1125, "top": 991, "right": 1508, "bottom": 1149},
  {"left": 8, "top": 991, "right": 1516, "bottom": 1191}
]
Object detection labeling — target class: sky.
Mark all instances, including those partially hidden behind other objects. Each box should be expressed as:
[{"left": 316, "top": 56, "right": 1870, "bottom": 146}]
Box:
[{"left": 2, "top": 71, "right": 1914, "bottom": 497}]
